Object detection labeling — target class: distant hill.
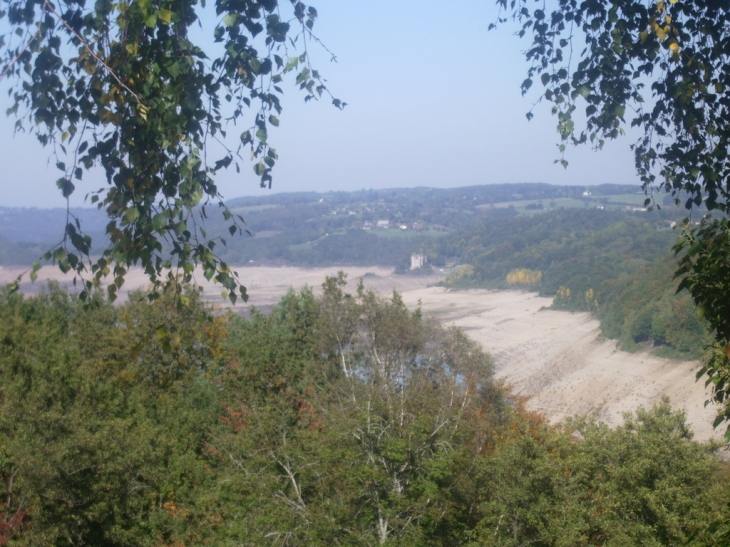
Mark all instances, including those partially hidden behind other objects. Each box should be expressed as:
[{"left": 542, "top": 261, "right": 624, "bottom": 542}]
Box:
[
  {"left": 0, "top": 234, "right": 48, "bottom": 266},
  {"left": 0, "top": 206, "right": 109, "bottom": 244},
  {"left": 0, "top": 182, "right": 655, "bottom": 268}
]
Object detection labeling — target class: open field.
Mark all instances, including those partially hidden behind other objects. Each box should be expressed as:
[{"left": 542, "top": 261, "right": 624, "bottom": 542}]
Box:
[
  {"left": 0, "top": 265, "right": 721, "bottom": 442},
  {"left": 476, "top": 194, "right": 654, "bottom": 215},
  {"left": 593, "top": 193, "right": 649, "bottom": 205}
]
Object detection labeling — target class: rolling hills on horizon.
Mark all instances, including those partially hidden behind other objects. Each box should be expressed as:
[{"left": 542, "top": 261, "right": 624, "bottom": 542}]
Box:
[{"left": 0, "top": 182, "right": 663, "bottom": 268}]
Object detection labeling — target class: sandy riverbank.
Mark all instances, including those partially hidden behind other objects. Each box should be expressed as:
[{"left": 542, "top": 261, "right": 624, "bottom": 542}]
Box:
[{"left": 399, "top": 287, "right": 719, "bottom": 442}]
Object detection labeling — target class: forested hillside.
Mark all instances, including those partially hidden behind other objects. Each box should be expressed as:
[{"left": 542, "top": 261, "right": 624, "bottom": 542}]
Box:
[
  {"left": 0, "top": 278, "right": 726, "bottom": 546},
  {"left": 427, "top": 209, "right": 710, "bottom": 357},
  {"left": 0, "top": 183, "right": 648, "bottom": 268},
  {"left": 0, "top": 235, "right": 46, "bottom": 266}
]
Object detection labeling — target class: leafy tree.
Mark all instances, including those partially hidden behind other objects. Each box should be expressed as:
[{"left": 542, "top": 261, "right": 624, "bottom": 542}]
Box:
[
  {"left": 495, "top": 0, "right": 730, "bottom": 431},
  {"left": 214, "top": 275, "right": 506, "bottom": 546},
  {"left": 0, "top": 283, "right": 227, "bottom": 545},
  {"left": 469, "top": 412, "right": 588, "bottom": 547},
  {"left": 567, "top": 399, "right": 724, "bottom": 546},
  {"left": 468, "top": 400, "right": 725, "bottom": 547},
  {"left": 0, "top": 0, "right": 341, "bottom": 302},
  {"left": 495, "top": 0, "right": 729, "bottom": 210},
  {"left": 331, "top": 290, "right": 498, "bottom": 545}
]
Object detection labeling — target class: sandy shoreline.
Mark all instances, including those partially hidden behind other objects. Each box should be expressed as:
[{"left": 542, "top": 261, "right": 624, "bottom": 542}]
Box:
[
  {"left": 0, "top": 265, "right": 721, "bottom": 442},
  {"left": 400, "top": 287, "right": 719, "bottom": 442}
]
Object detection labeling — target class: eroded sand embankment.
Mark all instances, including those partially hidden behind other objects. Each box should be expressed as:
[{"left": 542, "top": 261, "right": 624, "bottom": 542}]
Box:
[{"left": 400, "top": 287, "right": 720, "bottom": 442}]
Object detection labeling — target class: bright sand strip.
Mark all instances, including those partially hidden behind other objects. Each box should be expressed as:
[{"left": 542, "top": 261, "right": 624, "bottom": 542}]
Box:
[
  {"left": 0, "top": 265, "right": 721, "bottom": 442},
  {"left": 0, "top": 265, "right": 444, "bottom": 308},
  {"left": 400, "top": 287, "right": 721, "bottom": 443}
]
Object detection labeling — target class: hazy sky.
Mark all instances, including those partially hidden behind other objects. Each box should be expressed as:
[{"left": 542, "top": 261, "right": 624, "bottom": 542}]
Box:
[{"left": 0, "top": 0, "right": 642, "bottom": 208}]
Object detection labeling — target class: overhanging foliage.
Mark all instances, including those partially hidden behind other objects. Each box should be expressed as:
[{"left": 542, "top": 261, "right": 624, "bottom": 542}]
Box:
[{"left": 0, "top": 0, "right": 342, "bottom": 303}]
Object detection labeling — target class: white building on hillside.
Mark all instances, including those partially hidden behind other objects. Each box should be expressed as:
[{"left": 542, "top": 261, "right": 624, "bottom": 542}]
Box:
[{"left": 411, "top": 254, "right": 427, "bottom": 270}]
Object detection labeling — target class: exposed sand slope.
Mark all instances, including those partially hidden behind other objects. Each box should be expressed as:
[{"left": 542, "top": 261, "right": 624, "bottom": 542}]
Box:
[
  {"left": 401, "top": 287, "right": 720, "bottom": 442},
  {"left": 0, "top": 265, "right": 720, "bottom": 441}
]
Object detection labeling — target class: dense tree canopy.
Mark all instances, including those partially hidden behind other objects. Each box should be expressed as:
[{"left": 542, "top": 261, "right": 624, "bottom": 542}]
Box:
[
  {"left": 495, "top": 0, "right": 730, "bottom": 434},
  {"left": 0, "top": 277, "right": 726, "bottom": 545},
  {"left": 0, "top": 0, "right": 341, "bottom": 302}
]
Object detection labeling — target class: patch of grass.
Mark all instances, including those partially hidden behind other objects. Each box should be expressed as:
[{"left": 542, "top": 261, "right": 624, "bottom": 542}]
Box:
[
  {"left": 478, "top": 196, "right": 652, "bottom": 216},
  {"left": 370, "top": 227, "right": 449, "bottom": 238},
  {"left": 252, "top": 230, "right": 283, "bottom": 238},
  {"left": 289, "top": 241, "right": 313, "bottom": 251},
  {"left": 593, "top": 193, "right": 648, "bottom": 206},
  {"left": 653, "top": 345, "right": 700, "bottom": 361}
]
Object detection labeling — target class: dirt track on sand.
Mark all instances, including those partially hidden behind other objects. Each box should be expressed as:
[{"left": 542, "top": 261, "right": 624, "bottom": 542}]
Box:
[{"left": 0, "top": 265, "right": 720, "bottom": 442}]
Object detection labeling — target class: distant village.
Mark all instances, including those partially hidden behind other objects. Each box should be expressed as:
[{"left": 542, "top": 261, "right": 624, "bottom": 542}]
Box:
[
  {"left": 361, "top": 219, "right": 426, "bottom": 231},
  {"left": 321, "top": 201, "right": 431, "bottom": 232}
]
